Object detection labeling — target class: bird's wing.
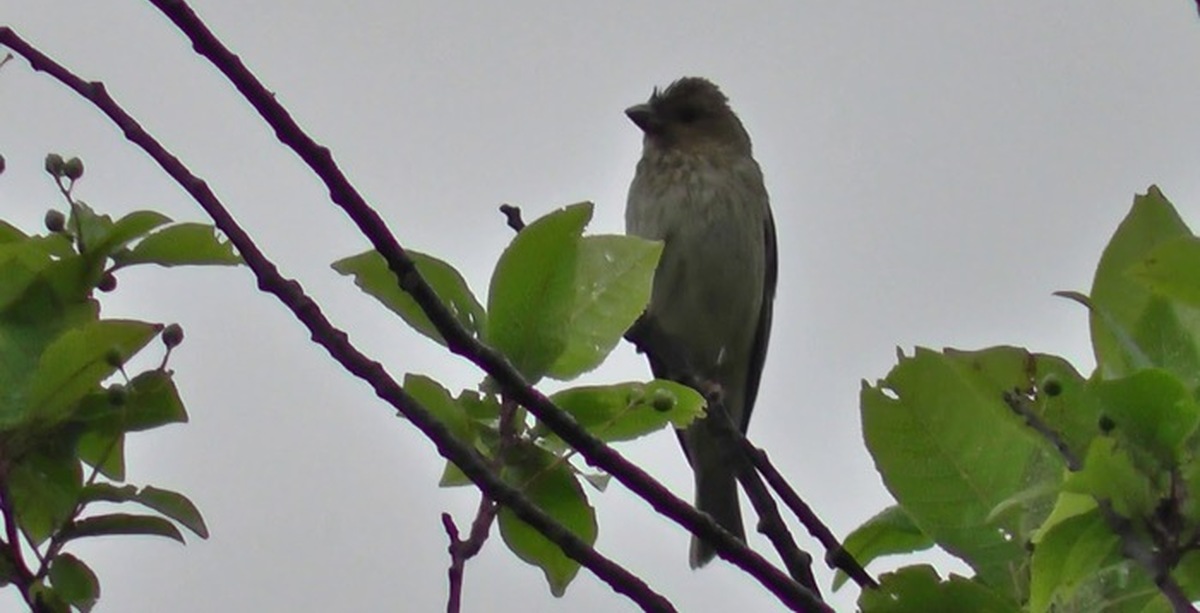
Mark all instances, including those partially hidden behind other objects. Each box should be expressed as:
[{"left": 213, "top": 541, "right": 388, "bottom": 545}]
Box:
[{"left": 740, "top": 208, "right": 777, "bottom": 432}]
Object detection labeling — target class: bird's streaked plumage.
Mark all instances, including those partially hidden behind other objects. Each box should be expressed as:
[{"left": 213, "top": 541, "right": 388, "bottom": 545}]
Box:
[{"left": 624, "top": 77, "right": 777, "bottom": 567}]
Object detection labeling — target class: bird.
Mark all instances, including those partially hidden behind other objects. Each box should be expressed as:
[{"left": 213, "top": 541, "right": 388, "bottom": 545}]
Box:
[{"left": 624, "top": 77, "right": 777, "bottom": 567}]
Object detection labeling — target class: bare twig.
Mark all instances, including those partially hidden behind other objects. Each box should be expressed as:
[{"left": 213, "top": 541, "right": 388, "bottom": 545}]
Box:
[
  {"left": 136, "top": 3, "right": 823, "bottom": 609},
  {"left": 702, "top": 397, "right": 820, "bottom": 594},
  {"left": 742, "top": 442, "right": 878, "bottom": 589},
  {"left": 499, "top": 204, "right": 525, "bottom": 232},
  {"left": 442, "top": 496, "right": 498, "bottom": 613},
  {"left": 0, "top": 27, "right": 676, "bottom": 613}
]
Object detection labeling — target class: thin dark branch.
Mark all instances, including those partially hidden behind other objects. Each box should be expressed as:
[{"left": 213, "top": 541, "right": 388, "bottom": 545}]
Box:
[
  {"left": 0, "top": 27, "right": 676, "bottom": 613},
  {"left": 703, "top": 397, "right": 819, "bottom": 594},
  {"left": 135, "top": 3, "right": 823, "bottom": 609},
  {"left": 0, "top": 479, "right": 39, "bottom": 607},
  {"left": 741, "top": 442, "right": 878, "bottom": 589},
  {"left": 442, "top": 496, "right": 497, "bottom": 613},
  {"left": 1004, "top": 391, "right": 1196, "bottom": 612}
]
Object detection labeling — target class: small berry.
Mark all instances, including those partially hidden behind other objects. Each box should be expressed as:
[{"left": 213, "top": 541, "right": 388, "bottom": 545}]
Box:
[
  {"left": 162, "top": 323, "right": 184, "bottom": 348},
  {"left": 44, "top": 153, "right": 64, "bottom": 177},
  {"left": 97, "top": 272, "right": 117, "bottom": 292},
  {"left": 1099, "top": 415, "right": 1115, "bottom": 433},
  {"left": 44, "top": 209, "right": 66, "bottom": 233},
  {"left": 62, "top": 157, "right": 84, "bottom": 181},
  {"left": 104, "top": 348, "right": 123, "bottom": 368}
]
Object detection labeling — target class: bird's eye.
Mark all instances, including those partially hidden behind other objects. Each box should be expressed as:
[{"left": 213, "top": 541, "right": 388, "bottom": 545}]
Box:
[{"left": 677, "top": 105, "right": 700, "bottom": 124}]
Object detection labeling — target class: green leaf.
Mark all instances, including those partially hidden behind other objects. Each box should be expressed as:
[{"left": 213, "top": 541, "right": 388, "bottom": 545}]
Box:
[
  {"left": 1028, "top": 509, "right": 1120, "bottom": 613},
  {"left": 61, "top": 513, "right": 185, "bottom": 544},
  {"left": 497, "top": 444, "right": 597, "bottom": 597},
  {"left": 1129, "top": 235, "right": 1200, "bottom": 307},
  {"left": 26, "top": 319, "right": 159, "bottom": 424},
  {"left": 7, "top": 446, "right": 83, "bottom": 544},
  {"left": 834, "top": 506, "right": 934, "bottom": 590},
  {"left": 137, "top": 486, "right": 208, "bottom": 539},
  {"left": 543, "top": 234, "right": 662, "bottom": 380},
  {"left": 438, "top": 460, "right": 472, "bottom": 488},
  {"left": 90, "top": 210, "right": 172, "bottom": 260},
  {"left": 76, "top": 431, "right": 124, "bottom": 480},
  {"left": 74, "top": 370, "right": 189, "bottom": 434},
  {"left": 1091, "top": 368, "right": 1199, "bottom": 466},
  {"left": 1028, "top": 354, "right": 1103, "bottom": 464},
  {"left": 115, "top": 223, "right": 240, "bottom": 267},
  {"left": 76, "top": 483, "right": 207, "bottom": 538},
  {"left": 1063, "top": 437, "right": 1155, "bottom": 519},
  {"left": 332, "top": 249, "right": 486, "bottom": 346},
  {"left": 402, "top": 374, "right": 472, "bottom": 443},
  {"left": 68, "top": 201, "right": 114, "bottom": 255},
  {"left": 858, "top": 565, "right": 1017, "bottom": 613},
  {"left": 48, "top": 553, "right": 99, "bottom": 612},
  {"left": 1176, "top": 550, "right": 1200, "bottom": 599},
  {"left": 544, "top": 380, "right": 704, "bottom": 446},
  {"left": 486, "top": 203, "right": 591, "bottom": 381},
  {"left": 861, "top": 346, "right": 1062, "bottom": 594},
  {"left": 79, "top": 483, "right": 139, "bottom": 504},
  {"left": 1089, "top": 186, "right": 1200, "bottom": 386}
]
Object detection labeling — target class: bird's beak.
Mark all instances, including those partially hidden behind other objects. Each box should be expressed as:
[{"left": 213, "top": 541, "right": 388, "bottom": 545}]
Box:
[{"left": 625, "top": 103, "right": 661, "bottom": 134}]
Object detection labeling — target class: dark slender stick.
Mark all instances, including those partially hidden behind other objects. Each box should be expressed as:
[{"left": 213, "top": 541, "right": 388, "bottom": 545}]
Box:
[
  {"left": 442, "top": 497, "right": 497, "bottom": 613},
  {"left": 741, "top": 442, "right": 878, "bottom": 588},
  {"left": 0, "top": 27, "right": 676, "bottom": 613},
  {"left": 135, "top": 3, "right": 824, "bottom": 609}
]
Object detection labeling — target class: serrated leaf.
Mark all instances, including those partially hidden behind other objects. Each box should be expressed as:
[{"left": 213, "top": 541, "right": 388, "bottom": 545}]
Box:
[
  {"left": 116, "top": 223, "right": 240, "bottom": 267},
  {"left": 497, "top": 444, "right": 596, "bottom": 597},
  {"left": 332, "top": 249, "right": 486, "bottom": 346},
  {"left": 834, "top": 506, "right": 934, "bottom": 590},
  {"left": 545, "top": 380, "right": 704, "bottom": 446},
  {"left": 861, "top": 346, "right": 1062, "bottom": 594},
  {"left": 62, "top": 513, "right": 185, "bottom": 544},
  {"left": 543, "top": 234, "right": 662, "bottom": 380},
  {"left": 486, "top": 203, "right": 591, "bottom": 382},
  {"left": 48, "top": 553, "right": 99, "bottom": 612}
]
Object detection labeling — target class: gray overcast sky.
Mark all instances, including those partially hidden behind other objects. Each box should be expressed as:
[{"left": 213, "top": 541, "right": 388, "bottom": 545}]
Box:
[{"left": 4, "top": 2, "right": 1200, "bottom": 611}]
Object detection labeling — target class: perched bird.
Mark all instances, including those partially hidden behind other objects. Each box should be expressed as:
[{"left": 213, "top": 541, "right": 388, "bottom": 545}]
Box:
[{"left": 624, "top": 77, "right": 777, "bottom": 567}]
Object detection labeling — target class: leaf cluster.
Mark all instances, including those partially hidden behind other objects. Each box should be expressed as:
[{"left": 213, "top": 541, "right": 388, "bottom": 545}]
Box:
[
  {"left": 0, "top": 155, "right": 238, "bottom": 611},
  {"left": 334, "top": 202, "right": 704, "bottom": 595},
  {"left": 849, "top": 187, "right": 1200, "bottom": 612}
]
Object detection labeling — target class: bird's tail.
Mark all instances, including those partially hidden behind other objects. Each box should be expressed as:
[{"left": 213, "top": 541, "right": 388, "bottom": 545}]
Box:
[{"left": 687, "top": 426, "right": 745, "bottom": 568}]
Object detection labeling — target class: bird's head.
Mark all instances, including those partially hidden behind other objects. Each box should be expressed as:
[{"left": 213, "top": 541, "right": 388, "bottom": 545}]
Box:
[{"left": 626, "top": 77, "right": 752, "bottom": 156}]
